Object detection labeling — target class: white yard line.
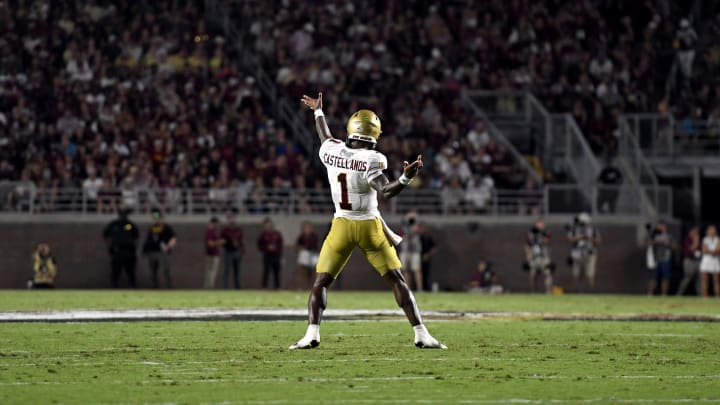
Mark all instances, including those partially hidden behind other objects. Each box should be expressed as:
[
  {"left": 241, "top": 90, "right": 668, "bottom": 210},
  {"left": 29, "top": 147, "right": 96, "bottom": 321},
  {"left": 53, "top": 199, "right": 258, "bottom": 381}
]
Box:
[
  {"left": 1, "top": 308, "right": 718, "bottom": 323},
  {"left": 1, "top": 355, "right": 713, "bottom": 368}
]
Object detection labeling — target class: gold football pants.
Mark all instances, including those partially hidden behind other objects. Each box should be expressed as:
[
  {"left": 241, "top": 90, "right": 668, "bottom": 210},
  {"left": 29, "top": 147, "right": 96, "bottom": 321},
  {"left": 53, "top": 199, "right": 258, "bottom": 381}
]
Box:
[{"left": 316, "top": 217, "right": 402, "bottom": 278}]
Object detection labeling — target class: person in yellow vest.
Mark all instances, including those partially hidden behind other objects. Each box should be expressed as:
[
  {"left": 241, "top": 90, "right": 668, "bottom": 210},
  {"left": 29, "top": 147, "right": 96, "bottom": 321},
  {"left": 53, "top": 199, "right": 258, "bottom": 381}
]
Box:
[{"left": 29, "top": 243, "right": 57, "bottom": 289}]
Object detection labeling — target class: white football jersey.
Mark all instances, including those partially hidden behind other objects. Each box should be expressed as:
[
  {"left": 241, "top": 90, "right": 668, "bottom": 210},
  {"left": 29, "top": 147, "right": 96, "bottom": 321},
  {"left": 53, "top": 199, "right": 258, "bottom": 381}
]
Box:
[{"left": 319, "top": 138, "right": 388, "bottom": 220}]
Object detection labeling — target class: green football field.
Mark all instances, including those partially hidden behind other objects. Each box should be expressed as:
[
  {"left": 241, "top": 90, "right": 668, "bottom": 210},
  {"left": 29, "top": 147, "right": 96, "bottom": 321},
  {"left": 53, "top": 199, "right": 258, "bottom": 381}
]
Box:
[{"left": 1, "top": 291, "right": 719, "bottom": 404}]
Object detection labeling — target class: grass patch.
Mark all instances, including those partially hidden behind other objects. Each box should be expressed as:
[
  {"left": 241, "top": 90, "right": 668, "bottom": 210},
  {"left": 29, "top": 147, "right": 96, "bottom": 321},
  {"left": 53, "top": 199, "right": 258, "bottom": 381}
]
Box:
[{"left": 1, "top": 320, "right": 719, "bottom": 404}]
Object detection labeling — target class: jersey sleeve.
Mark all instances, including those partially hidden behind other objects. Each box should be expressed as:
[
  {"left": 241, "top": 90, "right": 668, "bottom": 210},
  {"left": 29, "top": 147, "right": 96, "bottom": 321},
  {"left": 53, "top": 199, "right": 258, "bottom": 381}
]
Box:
[{"left": 365, "top": 152, "right": 388, "bottom": 181}]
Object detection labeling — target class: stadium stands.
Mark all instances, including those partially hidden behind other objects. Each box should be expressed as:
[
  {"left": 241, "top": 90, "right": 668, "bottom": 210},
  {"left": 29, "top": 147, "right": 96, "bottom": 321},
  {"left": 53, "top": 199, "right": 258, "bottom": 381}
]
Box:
[
  {"left": 0, "top": 1, "right": 316, "bottom": 212},
  {"left": 1, "top": 1, "right": 718, "bottom": 216}
]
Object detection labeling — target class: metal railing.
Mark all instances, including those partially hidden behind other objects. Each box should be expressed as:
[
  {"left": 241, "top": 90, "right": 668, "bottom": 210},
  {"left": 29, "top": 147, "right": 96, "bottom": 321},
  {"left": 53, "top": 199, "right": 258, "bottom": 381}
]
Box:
[
  {"left": 526, "top": 93, "right": 554, "bottom": 165},
  {"left": 623, "top": 113, "right": 720, "bottom": 158},
  {"left": 551, "top": 113, "right": 602, "bottom": 191},
  {"left": 460, "top": 91, "right": 543, "bottom": 185},
  {"left": 462, "top": 90, "right": 602, "bottom": 205},
  {"left": 0, "top": 183, "right": 672, "bottom": 218},
  {"left": 617, "top": 116, "right": 662, "bottom": 217}
]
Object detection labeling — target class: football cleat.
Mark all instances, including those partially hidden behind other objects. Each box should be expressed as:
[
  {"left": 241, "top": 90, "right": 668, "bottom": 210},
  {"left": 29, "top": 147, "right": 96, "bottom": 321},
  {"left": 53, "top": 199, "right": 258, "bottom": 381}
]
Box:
[
  {"left": 289, "top": 338, "right": 320, "bottom": 350},
  {"left": 414, "top": 336, "right": 448, "bottom": 349}
]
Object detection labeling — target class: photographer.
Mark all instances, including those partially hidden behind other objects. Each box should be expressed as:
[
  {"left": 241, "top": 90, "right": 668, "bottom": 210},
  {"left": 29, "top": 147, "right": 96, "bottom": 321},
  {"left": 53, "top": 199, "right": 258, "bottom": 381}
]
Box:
[
  {"left": 467, "top": 260, "right": 503, "bottom": 294},
  {"left": 29, "top": 243, "right": 57, "bottom": 289},
  {"left": 524, "top": 220, "right": 553, "bottom": 294},
  {"left": 647, "top": 221, "right": 674, "bottom": 296},
  {"left": 567, "top": 213, "right": 601, "bottom": 292},
  {"left": 400, "top": 211, "right": 423, "bottom": 291}
]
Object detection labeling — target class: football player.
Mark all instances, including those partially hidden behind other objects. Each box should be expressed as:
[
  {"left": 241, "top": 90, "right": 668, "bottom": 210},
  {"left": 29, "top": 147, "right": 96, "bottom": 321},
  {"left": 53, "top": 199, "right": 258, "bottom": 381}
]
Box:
[{"left": 290, "top": 92, "right": 446, "bottom": 350}]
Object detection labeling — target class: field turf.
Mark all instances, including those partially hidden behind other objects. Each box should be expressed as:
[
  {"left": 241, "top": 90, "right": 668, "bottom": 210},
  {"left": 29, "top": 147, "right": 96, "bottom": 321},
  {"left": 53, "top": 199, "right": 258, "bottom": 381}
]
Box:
[{"left": 1, "top": 291, "right": 719, "bottom": 404}]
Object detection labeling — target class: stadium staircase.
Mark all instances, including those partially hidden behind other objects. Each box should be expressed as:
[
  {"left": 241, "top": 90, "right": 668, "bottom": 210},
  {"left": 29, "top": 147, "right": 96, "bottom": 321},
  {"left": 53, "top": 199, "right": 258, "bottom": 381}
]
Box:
[
  {"left": 463, "top": 90, "right": 671, "bottom": 219},
  {"left": 620, "top": 113, "right": 718, "bottom": 222}
]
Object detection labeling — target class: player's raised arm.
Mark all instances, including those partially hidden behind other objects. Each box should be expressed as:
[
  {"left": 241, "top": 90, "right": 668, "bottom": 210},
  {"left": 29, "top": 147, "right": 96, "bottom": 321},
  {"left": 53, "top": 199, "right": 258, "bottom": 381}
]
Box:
[
  {"left": 370, "top": 155, "right": 423, "bottom": 199},
  {"left": 301, "top": 92, "right": 334, "bottom": 142}
]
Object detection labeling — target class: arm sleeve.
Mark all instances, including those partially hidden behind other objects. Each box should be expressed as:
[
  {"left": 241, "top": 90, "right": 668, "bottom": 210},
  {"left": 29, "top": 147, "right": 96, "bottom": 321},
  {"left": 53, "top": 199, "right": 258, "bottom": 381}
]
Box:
[{"left": 366, "top": 152, "right": 388, "bottom": 181}]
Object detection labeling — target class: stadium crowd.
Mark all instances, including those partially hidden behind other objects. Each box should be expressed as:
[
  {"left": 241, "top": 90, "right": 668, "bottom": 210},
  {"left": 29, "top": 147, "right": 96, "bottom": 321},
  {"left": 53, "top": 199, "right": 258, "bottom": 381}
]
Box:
[
  {"left": 241, "top": 0, "right": 720, "bottom": 170},
  {"left": 2, "top": 1, "right": 720, "bottom": 214},
  {"left": 0, "top": 1, "right": 318, "bottom": 214}
]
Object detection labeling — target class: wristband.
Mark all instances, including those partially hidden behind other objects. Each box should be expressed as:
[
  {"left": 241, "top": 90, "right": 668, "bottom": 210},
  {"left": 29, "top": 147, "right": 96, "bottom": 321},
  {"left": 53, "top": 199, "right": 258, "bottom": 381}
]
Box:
[
  {"left": 398, "top": 174, "right": 413, "bottom": 185},
  {"left": 314, "top": 109, "right": 324, "bottom": 118}
]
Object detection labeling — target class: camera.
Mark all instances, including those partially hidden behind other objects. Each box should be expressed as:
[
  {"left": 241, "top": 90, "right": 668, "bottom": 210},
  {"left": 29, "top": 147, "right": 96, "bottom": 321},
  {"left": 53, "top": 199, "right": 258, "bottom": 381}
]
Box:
[
  {"left": 404, "top": 211, "right": 418, "bottom": 226},
  {"left": 530, "top": 226, "right": 548, "bottom": 238},
  {"left": 646, "top": 223, "right": 661, "bottom": 238},
  {"left": 564, "top": 216, "right": 579, "bottom": 232}
]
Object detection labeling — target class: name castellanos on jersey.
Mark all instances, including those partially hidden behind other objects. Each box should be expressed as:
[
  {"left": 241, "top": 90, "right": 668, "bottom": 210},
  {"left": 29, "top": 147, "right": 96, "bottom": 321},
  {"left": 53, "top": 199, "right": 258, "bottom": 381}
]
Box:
[{"left": 322, "top": 153, "right": 368, "bottom": 171}]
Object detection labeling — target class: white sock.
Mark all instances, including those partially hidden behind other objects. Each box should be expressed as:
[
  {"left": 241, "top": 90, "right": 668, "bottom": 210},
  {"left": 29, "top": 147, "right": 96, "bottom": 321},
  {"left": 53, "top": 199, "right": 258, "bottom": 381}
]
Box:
[
  {"left": 305, "top": 324, "right": 320, "bottom": 341},
  {"left": 413, "top": 324, "right": 429, "bottom": 341}
]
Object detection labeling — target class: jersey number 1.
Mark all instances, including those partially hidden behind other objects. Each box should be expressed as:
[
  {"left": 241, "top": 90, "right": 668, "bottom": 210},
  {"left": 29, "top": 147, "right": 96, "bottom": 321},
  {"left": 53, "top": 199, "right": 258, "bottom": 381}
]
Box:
[{"left": 337, "top": 173, "right": 352, "bottom": 210}]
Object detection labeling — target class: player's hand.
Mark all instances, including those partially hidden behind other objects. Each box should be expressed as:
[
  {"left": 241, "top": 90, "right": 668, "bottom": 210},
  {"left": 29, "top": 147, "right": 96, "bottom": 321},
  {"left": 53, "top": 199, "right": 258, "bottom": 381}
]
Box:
[
  {"left": 301, "top": 92, "right": 323, "bottom": 110},
  {"left": 403, "top": 155, "right": 423, "bottom": 179}
]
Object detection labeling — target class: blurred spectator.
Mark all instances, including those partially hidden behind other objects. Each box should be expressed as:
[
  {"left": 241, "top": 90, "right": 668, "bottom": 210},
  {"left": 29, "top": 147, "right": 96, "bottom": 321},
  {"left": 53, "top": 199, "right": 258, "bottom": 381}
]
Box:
[
  {"left": 204, "top": 217, "right": 223, "bottom": 288},
  {"left": 518, "top": 177, "right": 542, "bottom": 216},
  {"left": 524, "top": 220, "right": 553, "bottom": 294},
  {"left": 5, "top": 172, "right": 36, "bottom": 211},
  {"left": 465, "top": 175, "right": 495, "bottom": 213},
  {"left": 142, "top": 209, "right": 176, "bottom": 288},
  {"left": 258, "top": 217, "right": 283, "bottom": 289},
  {"left": 467, "top": 121, "right": 490, "bottom": 150},
  {"left": 589, "top": 50, "right": 614, "bottom": 81},
  {"left": 675, "top": 19, "right": 698, "bottom": 79},
  {"left": 677, "top": 226, "right": 701, "bottom": 296},
  {"left": 700, "top": 225, "right": 720, "bottom": 297},
  {"left": 441, "top": 176, "right": 465, "bottom": 213},
  {"left": 647, "top": 221, "right": 674, "bottom": 296},
  {"left": 82, "top": 167, "right": 104, "bottom": 212},
  {"left": 400, "top": 211, "right": 423, "bottom": 292},
  {"left": 418, "top": 222, "right": 439, "bottom": 292},
  {"left": 29, "top": 243, "right": 57, "bottom": 289},
  {"left": 467, "top": 260, "right": 503, "bottom": 294},
  {"left": 295, "top": 221, "right": 319, "bottom": 290},
  {"left": 221, "top": 211, "right": 244, "bottom": 289},
  {"left": 103, "top": 208, "right": 139, "bottom": 288},
  {"left": 567, "top": 213, "right": 601, "bottom": 292},
  {"left": 596, "top": 158, "right": 623, "bottom": 214}
]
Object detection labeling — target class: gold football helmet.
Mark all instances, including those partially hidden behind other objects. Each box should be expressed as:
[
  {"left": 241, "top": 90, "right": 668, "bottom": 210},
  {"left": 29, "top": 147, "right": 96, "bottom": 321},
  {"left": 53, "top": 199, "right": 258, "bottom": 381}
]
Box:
[{"left": 346, "top": 109, "right": 382, "bottom": 144}]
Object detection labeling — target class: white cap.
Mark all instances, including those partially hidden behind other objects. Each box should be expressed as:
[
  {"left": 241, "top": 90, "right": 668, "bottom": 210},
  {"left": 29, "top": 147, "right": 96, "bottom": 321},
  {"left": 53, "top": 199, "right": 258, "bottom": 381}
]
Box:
[{"left": 578, "top": 212, "right": 591, "bottom": 224}]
